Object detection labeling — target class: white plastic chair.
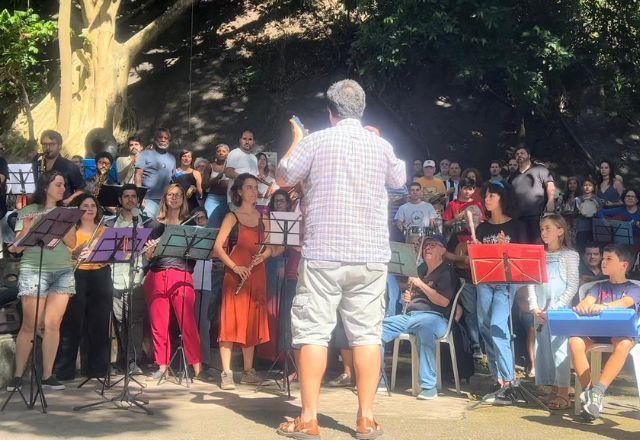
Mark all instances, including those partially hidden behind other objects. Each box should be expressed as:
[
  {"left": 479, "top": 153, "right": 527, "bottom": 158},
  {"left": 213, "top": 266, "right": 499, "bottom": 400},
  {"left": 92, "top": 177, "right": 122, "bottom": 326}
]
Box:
[
  {"left": 390, "top": 279, "right": 465, "bottom": 396},
  {"left": 572, "top": 280, "right": 640, "bottom": 415}
]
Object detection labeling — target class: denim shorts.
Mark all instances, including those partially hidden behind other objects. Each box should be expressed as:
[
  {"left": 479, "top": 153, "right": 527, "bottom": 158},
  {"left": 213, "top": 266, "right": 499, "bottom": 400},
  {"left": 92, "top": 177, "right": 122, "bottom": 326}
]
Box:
[{"left": 18, "top": 269, "right": 75, "bottom": 297}]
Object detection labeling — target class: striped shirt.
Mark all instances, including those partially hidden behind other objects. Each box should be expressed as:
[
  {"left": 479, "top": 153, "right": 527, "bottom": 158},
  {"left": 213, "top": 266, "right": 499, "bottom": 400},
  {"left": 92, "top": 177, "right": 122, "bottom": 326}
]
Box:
[{"left": 278, "top": 118, "right": 406, "bottom": 263}]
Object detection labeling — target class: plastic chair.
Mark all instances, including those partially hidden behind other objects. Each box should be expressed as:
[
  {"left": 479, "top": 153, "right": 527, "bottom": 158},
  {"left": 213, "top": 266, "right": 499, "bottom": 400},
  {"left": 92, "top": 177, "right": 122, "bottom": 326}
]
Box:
[
  {"left": 572, "top": 280, "right": 640, "bottom": 415},
  {"left": 390, "top": 279, "right": 465, "bottom": 396}
]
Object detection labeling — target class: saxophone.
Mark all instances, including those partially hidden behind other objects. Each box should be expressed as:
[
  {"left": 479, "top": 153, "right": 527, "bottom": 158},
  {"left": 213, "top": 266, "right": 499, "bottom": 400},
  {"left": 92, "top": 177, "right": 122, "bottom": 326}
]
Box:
[{"left": 92, "top": 169, "right": 108, "bottom": 197}]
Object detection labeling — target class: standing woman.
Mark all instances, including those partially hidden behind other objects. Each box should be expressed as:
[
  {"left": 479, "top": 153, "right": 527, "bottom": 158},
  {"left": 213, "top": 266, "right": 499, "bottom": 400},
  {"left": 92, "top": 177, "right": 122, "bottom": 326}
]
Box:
[
  {"left": 204, "top": 143, "right": 230, "bottom": 228},
  {"left": 558, "top": 177, "right": 581, "bottom": 246},
  {"left": 173, "top": 150, "right": 203, "bottom": 212},
  {"left": 597, "top": 161, "right": 623, "bottom": 206},
  {"left": 54, "top": 193, "right": 112, "bottom": 380},
  {"left": 144, "top": 184, "right": 203, "bottom": 379},
  {"left": 474, "top": 181, "right": 527, "bottom": 405},
  {"left": 597, "top": 188, "right": 640, "bottom": 246},
  {"left": 213, "top": 173, "right": 274, "bottom": 390},
  {"left": 528, "top": 214, "right": 579, "bottom": 410},
  {"left": 256, "top": 152, "right": 278, "bottom": 215},
  {"left": 7, "top": 171, "right": 77, "bottom": 391}
]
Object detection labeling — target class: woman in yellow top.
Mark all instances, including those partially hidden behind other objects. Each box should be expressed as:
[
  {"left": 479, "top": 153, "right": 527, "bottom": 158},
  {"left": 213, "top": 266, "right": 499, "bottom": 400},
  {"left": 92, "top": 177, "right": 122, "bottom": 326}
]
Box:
[{"left": 53, "top": 193, "right": 113, "bottom": 381}]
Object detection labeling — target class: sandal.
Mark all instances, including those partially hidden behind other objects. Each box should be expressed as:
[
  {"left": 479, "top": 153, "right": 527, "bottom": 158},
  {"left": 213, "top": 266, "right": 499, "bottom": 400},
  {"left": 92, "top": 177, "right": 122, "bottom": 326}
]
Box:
[
  {"left": 276, "top": 417, "right": 321, "bottom": 439},
  {"left": 355, "top": 417, "right": 383, "bottom": 440},
  {"left": 547, "top": 395, "right": 571, "bottom": 410}
]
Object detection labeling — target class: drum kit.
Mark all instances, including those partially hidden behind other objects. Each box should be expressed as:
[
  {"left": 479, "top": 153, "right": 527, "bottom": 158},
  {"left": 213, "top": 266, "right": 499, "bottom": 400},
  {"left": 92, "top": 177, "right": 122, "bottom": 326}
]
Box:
[{"left": 404, "top": 225, "right": 437, "bottom": 244}]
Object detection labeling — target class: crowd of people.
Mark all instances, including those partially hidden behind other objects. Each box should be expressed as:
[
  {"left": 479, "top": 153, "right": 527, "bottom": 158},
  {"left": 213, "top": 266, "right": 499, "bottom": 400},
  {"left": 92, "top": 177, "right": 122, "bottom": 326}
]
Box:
[{"left": 0, "top": 79, "right": 638, "bottom": 437}]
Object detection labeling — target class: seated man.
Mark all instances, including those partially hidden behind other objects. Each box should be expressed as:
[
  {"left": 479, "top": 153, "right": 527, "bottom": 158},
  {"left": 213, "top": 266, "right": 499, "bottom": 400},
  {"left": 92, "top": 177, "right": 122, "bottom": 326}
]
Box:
[
  {"left": 579, "top": 243, "right": 604, "bottom": 286},
  {"left": 569, "top": 243, "right": 640, "bottom": 420},
  {"left": 381, "top": 234, "right": 459, "bottom": 400}
]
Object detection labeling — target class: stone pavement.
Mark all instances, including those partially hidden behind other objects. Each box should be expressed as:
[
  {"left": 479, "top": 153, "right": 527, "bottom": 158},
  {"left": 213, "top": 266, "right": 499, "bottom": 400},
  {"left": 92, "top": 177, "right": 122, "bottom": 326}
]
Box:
[{"left": 0, "top": 371, "right": 638, "bottom": 440}]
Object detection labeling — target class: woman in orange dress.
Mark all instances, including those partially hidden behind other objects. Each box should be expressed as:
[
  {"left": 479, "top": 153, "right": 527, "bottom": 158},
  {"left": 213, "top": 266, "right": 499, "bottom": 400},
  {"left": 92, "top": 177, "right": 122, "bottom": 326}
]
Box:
[{"left": 213, "top": 173, "right": 279, "bottom": 390}]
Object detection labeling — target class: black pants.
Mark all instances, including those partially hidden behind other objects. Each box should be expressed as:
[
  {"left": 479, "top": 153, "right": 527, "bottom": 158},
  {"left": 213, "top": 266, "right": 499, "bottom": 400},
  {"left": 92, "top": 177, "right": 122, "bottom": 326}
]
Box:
[
  {"left": 520, "top": 215, "right": 542, "bottom": 244},
  {"left": 54, "top": 266, "right": 113, "bottom": 380}
]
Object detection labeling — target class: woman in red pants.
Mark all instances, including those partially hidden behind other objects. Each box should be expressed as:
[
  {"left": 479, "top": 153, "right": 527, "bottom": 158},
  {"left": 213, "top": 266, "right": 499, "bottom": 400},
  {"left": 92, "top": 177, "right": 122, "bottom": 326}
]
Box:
[{"left": 144, "top": 183, "right": 204, "bottom": 380}]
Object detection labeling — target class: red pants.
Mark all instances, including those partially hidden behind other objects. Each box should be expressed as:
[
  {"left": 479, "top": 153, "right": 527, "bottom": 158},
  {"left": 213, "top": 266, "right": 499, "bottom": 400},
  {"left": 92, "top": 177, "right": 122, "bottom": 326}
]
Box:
[{"left": 144, "top": 268, "right": 201, "bottom": 366}]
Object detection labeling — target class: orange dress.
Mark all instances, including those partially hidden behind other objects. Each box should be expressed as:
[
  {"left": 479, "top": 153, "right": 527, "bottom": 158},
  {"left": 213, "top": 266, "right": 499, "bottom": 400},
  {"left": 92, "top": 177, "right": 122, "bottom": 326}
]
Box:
[{"left": 219, "top": 221, "right": 270, "bottom": 347}]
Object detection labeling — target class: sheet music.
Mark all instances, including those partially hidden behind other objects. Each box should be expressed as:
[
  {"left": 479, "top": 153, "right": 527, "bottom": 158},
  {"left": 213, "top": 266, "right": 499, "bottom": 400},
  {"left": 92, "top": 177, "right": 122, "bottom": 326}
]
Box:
[
  {"left": 267, "top": 211, "right": 301, "bottom": 246},
  {"left": 7, "top": 163, "right": 35, "bottom": 194}
]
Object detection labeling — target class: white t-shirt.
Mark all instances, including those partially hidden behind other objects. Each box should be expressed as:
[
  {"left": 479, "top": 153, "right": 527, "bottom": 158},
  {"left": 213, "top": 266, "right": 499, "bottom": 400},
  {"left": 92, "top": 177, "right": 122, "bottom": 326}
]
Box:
[
  {"left": 394, "top": 201, "right": 437, "bottom": 228},
  {"left": 226, "top": 148, "right": 258, "bottom": 204}
]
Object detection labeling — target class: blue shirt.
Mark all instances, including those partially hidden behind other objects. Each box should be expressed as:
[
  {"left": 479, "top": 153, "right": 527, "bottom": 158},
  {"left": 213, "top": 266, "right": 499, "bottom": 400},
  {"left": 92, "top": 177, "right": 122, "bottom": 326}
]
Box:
[
  {"left": 597, "top": 207, "right": 640, "bottom": 236},
  {"left": 135, "top": 149, "right": 176, "bottom": 200}
]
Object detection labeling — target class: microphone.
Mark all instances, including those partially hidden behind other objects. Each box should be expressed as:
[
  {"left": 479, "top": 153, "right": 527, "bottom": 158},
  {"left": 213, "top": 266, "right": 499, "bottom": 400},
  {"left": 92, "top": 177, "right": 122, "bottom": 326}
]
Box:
[{"left": 131, "top": 207, "right": 140, "bottom": 225}]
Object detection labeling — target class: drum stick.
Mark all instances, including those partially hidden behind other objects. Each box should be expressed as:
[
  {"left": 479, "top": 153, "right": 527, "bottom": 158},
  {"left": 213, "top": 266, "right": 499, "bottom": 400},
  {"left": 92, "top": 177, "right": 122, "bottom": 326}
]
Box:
[{"left": 466, "top": 209, "right": 477, "bottom": 242}]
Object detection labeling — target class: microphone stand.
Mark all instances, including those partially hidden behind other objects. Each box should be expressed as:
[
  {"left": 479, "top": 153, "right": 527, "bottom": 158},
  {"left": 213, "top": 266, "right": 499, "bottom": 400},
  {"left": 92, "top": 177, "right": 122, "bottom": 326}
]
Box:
[{"left": 74, "top": 213, "right": 152, "bottom": 414}]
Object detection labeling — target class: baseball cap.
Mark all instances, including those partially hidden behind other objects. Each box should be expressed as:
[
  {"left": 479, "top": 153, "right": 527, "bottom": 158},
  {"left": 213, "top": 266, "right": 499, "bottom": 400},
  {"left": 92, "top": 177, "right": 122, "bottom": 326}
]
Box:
[
  {"left": 423, "top": 160, "right": 436, "bottom": 168},
  {"left": 423, "top": 234, "right": 447, "bottom": 247}
]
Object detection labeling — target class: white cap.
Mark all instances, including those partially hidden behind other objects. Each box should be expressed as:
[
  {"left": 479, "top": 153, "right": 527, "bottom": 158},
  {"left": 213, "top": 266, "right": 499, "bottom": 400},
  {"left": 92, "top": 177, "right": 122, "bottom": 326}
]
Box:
[{"left": 423, "top": 160, "right": 436, "bottom": 168}]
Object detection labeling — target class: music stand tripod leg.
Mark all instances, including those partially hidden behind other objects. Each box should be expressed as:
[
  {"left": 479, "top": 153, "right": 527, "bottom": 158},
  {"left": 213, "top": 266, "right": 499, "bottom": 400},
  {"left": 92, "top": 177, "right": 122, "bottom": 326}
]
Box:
[{"left": 28, "top": 243, "right": 48, "bottom": 412}]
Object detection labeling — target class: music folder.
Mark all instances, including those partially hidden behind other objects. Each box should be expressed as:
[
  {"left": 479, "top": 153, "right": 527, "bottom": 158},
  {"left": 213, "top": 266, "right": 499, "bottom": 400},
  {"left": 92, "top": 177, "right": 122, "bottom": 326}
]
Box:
[{"left": 468, "top": 243, "right": 548, "bottom": 285}]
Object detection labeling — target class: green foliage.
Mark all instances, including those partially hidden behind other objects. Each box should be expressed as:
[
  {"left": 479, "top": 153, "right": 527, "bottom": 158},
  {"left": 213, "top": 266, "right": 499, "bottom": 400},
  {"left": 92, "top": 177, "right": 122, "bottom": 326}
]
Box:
[
  {"left": 0, "top": 8, "right": 56, "bottom": 121},
  {"left": 352, "top": 0, "right": 640, "bottom": 118}
]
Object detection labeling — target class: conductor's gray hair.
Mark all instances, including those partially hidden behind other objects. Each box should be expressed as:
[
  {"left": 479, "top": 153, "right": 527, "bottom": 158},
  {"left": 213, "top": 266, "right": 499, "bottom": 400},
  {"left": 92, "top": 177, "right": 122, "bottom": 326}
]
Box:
[{"left": 326, "top": 79, "right": 366, "bottom": 120}]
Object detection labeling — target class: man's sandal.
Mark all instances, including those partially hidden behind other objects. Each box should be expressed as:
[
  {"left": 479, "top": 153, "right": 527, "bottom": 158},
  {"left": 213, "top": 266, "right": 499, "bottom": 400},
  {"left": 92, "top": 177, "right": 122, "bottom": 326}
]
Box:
[
  {"left": 355, "top": 417, "right": 384, "bottom": 440},
  {"left": 276, "top": 417, "right": 321, "bottom": 439},
  {"left": 547, "top": 395, "right": 571, "bottom": 410}
]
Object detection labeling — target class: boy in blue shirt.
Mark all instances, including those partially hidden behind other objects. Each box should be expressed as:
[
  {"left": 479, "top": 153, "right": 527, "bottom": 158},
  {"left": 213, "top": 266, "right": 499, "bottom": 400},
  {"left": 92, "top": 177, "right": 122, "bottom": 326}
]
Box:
[{"left": 569, "top": 243, "right": 640, "bottom": 420}]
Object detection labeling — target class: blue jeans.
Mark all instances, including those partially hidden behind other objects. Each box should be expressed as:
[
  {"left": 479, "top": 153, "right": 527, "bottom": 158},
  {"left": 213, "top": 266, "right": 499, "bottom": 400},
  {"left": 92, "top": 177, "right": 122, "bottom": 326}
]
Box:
[
  {"left": 205, "top": 194, "right": 229, "bottom": 228},
  {"left": 459, "top": 282, "right": 481, "bottom": 349},
  {"left": 381, "top": 311, "right": 448, "bottom": 390},
  {"left": 476, "top": 283, "right": 515, "bottom": 382},
  {"left": 385, "top": 275, "right": 401, "bottom": 317}
]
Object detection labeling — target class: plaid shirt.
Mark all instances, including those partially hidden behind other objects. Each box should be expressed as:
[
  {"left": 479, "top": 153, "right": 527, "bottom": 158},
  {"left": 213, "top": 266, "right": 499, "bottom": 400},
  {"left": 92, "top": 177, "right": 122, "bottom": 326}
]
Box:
[{"left": 278, "top": 119, "right": 406, "bottom": 263}]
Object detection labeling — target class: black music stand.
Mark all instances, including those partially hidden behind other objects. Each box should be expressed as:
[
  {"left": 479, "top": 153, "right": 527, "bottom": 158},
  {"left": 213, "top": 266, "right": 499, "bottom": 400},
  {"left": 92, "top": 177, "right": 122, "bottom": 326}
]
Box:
[
  {"left": 466, "top": 243, "right": 550, "bottom": 412},
  {"left": 255, "top": 212, "right": 301, "bottom": 398},
  {"left": 592, "top": 218, "right": 634, "bottom": 245},
  {"left": 74, "top": 227, "right": 152, "bottom": 394},
  {"left": 155, "top": 225, "right": 217, "bottom": 387},
  {"left": 1, "top": 207, "right": 83, "bottom": 414},
  {"left": 73, "top": 225, "right": 153, "bottom": 414},
  {"left": 7, "top": 164, "right": 35, "bottom": 204}
]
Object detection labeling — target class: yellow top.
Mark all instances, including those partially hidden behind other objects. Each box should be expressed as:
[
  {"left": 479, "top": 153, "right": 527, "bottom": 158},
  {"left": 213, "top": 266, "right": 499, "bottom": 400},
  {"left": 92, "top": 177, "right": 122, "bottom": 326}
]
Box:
[
  {"left": 413, "top": 176, "right": 446, "bottom": 198},
  {"left": 72, "top": 226, "right": 107, "bottom": 270}
]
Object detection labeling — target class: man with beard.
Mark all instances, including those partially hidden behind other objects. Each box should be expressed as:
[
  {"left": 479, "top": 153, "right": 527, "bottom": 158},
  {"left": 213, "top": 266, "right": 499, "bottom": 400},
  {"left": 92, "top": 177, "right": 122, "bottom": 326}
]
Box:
[
  {"left": 224, "top": 130, "right": 259, "bottom": 210},
  {"left": 507, "top": 158, "right": 518, "bottom": 177},
  {"left": 34, "top": 129, "right": 85, "bottom": 205},
  {"left": 204, "top": 143, "right": 231, "bottom": 227},
  {"left": 509, "top": 147, "right": 556, "bottom": 242},
  {"left": 117, "top": 135, "right": 144, "bottom": 184},
  {"left": 135, "top": 127, "right": 176, "bottom": 217}
]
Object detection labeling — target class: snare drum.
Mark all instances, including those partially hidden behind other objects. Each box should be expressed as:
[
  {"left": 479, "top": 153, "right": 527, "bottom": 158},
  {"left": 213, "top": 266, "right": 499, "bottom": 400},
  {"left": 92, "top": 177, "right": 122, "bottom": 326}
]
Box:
[{"left": 405, "top": 226, "right": 427, "bottom": 244}]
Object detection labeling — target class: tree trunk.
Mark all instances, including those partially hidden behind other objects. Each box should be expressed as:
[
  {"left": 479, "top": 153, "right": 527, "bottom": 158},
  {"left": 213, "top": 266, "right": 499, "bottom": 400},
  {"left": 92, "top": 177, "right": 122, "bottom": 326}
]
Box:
[
  {"left": 11, "top": 0, "right": 196, "bottom": 157},
  {"left": 18, "top": 82, "right": 36, "bottom": 147},
  {"left": 57, "top": 0, "right": 73, "bottom": 140}
]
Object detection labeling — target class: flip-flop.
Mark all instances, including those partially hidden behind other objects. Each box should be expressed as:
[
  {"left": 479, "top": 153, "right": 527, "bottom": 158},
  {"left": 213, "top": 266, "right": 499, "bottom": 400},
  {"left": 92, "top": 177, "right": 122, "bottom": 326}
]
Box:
[
  {"left": 276, "top": 417, "right": 321, "bottom": 439},
  {"left": 547, "top": 395, "right": 571, "bottom": 410}
]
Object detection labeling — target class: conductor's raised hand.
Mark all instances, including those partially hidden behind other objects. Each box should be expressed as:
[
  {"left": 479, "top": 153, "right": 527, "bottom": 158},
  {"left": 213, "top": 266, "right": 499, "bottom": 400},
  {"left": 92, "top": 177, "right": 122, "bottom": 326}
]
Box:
[{"left": 233, "top": 265, "right": 251, "bottom": 282}]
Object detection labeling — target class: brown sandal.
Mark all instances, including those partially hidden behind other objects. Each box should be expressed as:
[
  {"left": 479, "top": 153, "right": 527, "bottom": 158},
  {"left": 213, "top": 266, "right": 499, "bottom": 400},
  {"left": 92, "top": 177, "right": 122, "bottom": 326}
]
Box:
[
  {"left": 355, "top": 417, "right": 383, "bottom": 440},
  {"left": 547, "top": 395, "right": 571, "bottom": 410},
  {"left": 276, "top": 417, "right": 321, "bottom": 439}
]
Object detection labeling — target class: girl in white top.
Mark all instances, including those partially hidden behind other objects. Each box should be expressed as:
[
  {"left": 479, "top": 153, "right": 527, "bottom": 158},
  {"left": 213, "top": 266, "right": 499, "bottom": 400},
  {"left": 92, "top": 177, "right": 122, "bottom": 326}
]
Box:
[
  {"left": 256, "top": 152, "right": 278, "bottom": 213},
  {"left": 528, "top": 213, "right": 579, "bottom": 409}
]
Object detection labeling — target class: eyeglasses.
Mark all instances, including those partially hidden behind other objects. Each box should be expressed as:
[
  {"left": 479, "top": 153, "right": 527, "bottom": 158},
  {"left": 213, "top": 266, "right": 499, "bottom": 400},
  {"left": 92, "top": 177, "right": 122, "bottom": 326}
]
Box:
[
  {"left": 274, "top": 198, "right": 288, "bottom": 203},
  {"left": 166, "top": 193, "right": 182, "bottom": 199},
  {"left": 423, "top": 242, "right": 443, "bottom": 248},
  {"left": 41, "top": 142, "right": 58, "bottom": 147}
]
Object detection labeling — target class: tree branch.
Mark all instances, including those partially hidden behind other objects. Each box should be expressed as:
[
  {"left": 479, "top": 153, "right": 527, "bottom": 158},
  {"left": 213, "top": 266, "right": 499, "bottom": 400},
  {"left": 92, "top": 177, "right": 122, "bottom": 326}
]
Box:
[{"left": 124, "top": 0, "right": 196, "bottom": 58}]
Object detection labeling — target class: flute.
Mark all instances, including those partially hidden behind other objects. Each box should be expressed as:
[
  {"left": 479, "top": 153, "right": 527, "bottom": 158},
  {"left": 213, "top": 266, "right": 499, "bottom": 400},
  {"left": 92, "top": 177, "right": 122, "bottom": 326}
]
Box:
[
  {"left": 73, "top": 215, "right": 108, "bottom": 271},
  {"left": 234, "top": 234, "right": 270, "bottom": 295}
]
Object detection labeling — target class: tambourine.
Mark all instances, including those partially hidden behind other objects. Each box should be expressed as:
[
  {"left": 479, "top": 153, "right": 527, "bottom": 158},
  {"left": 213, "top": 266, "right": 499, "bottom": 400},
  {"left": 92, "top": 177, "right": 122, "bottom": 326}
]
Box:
[{"left": 578, "top": 199, "right": 598, "bottom": 218}]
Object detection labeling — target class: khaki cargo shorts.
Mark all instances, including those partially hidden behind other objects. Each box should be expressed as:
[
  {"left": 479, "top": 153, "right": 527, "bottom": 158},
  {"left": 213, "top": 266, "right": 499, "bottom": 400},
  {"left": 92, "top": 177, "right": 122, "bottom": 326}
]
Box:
[{"left": 290, "top": 259, "right": 387, "bottom": 348}]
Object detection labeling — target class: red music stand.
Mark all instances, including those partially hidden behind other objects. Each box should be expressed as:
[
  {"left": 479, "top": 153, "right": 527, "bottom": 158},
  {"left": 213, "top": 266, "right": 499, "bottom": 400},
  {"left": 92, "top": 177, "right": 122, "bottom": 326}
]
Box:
[{"left": 468, "top": 243, "right": 548, "bottom": 285}]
